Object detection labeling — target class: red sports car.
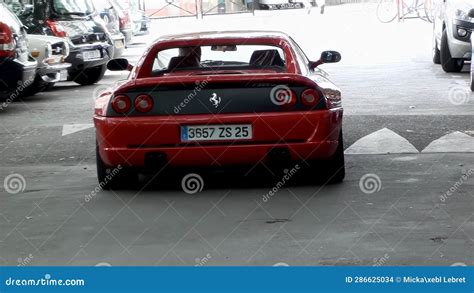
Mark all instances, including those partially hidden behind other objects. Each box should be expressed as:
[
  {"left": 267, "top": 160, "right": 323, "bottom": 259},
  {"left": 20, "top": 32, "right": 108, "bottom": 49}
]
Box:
[{"left": 94, "top": 31, "right": 344, "bottom": 189}]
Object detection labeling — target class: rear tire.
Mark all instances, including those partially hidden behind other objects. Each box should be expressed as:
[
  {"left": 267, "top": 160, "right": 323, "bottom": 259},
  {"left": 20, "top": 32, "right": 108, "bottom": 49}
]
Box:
[
  {"left": 306, "top": 131, "right": 345, "bottom": 184},
  {"left": 96, "top": 142, "right": 139, "bottom": 190},
  {"left": 324, "top": 131, "right": 345, "bottom": 184},
  {"left": 376, "top": 0, "right": 397, "bottom": 23},
  {"left": 471, "top": 62, "right": 474, "bottom": 92},
  {"left": 45, "top": 82, "right": 56, "bottom": 91},
  {"left": 71, "top": 64, "right": 107, "bottom": 86},
  {"left": 440, "top": 29, "right": 464, "bottom": 72},
  {"left": 22, "top": 75, "right": 47, "bottom": 97}
]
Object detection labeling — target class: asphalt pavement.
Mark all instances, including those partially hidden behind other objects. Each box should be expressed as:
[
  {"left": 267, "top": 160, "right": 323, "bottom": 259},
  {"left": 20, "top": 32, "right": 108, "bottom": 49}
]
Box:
[{"left": 0, "top": 4, "right": 473, "bottom": 266}]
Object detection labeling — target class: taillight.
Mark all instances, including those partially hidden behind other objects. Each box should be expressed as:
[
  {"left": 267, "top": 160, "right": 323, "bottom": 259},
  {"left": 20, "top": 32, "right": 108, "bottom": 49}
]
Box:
[
  {"left": 46, "top": 19, "right": 67, "bottom": 37},
  {"left": 111, "top": 95, "right": 131, "bottom": 114},
  {"left": 301, "top": 89, "right": 321, "bottom": 108},
  {"left": 134, "top": 94, "right": 153, "bottom": 113},
  {"left": 0, "top": 22, "right": 15, "bottom": 57}
]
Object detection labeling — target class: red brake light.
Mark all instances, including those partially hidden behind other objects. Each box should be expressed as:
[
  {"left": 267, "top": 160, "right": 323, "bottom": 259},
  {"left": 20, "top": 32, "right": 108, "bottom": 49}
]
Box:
[
  {"left": 301, "top": 89, "right": 321, "bottom": 107},
  {"left": 134, "top": 94, "right": 154, "bottom": 113},
  {"left": 111, "top": 95, "right": 131, "bottom": 114},
  {"left": 46, "top": 19, "right": 67, "bottom": 37},
  {"left": 0, "top": 22, "right": 15, "bottom": 57}
]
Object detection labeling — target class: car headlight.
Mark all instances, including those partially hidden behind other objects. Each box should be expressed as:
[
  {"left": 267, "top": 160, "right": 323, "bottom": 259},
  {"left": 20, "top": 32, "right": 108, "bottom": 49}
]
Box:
[
  {"left": 45, "top": 43, "right": 52, "bottom": 58},
  {"left": 454, "top": 8, "right": 474, "bottom": 23},
  {"left": 63, "top": 41, "right": 70, "bottom": 58}
]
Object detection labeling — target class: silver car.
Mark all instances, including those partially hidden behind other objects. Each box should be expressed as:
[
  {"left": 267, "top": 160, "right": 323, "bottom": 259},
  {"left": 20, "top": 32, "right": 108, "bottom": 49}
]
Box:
[{"left": 432, "top": 0, "right": 474, "bottom": 72}]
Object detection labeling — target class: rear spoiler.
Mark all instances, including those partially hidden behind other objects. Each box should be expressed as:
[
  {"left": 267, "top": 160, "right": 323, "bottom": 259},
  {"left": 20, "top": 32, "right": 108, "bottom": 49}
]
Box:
[{"left": 118, "top": 73, "right": 318, "bottom": 93}]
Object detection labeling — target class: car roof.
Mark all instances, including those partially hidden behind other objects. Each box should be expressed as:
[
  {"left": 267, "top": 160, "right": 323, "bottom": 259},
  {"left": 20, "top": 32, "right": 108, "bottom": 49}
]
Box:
[{"left": 157, "top": 30, "right": 292, "bottom": 42}]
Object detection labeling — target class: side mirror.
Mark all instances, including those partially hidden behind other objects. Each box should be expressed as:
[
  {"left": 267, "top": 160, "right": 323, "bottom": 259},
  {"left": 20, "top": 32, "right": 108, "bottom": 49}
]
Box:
[
  {"left": 309, "top": 50, "right": 341, "bottom": 70},
  {"left": 468, "top": 9, "right": 474, "bottom": 18},
  {"left": 107, "top": 58, "right": 132, "bottom": 71}
]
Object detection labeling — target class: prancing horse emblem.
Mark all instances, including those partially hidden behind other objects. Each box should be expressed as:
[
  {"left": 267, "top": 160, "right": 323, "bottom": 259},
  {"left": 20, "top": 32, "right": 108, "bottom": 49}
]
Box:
[{"left": 210, "top": 93, "right": 221, "bottom": 108}]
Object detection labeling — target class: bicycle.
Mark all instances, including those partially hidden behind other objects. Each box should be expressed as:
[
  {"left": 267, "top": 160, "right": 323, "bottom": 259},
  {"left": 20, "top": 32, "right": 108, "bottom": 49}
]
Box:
[{"left": 376, "top": 0, "right": 433, "bottom": 23}]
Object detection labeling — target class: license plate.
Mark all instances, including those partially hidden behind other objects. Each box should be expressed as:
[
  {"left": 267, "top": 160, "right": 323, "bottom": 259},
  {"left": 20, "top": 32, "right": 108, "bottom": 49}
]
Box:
[
  {"left": 83, "top": 50, "right": 101, "bottom": 61},
  {"left": 114, "top": 40, "right": 124, "bottom": 49},
  {"left": 59, "top": 70, "right": 68, "bottom": 81},
  {"left": 181, "top": 124, "right": 252, "bottom": 142}
]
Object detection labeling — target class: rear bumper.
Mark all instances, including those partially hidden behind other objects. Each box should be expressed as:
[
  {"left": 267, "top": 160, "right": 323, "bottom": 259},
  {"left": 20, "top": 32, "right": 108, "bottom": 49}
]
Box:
[
  {"left": 38, "top": 62, "right": 71, "bottom": 82},
  {"left": 0, "top": 57, "right": 37, "bottom": 98},
  {"left": 65, "top": 43, "right": 112, "bottom": 73},
  {"left": 120, "top": 29, "right": 133, "bottom": 45},
  {"left": 110, "top": 34, "right": 126, "bottom": 58},
  {"left": 95, "top": 109, "right": 343, "bottom": 168}
]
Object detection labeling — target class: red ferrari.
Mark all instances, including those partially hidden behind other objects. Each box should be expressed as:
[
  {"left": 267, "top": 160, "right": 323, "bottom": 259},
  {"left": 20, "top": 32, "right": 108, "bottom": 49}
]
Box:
[{"left": 94, "top": 31, "right": 344, "bottom": 189}]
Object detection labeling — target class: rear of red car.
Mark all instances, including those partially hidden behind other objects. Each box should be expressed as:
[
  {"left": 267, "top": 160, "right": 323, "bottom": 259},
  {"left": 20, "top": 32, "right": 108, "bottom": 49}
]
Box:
[{"left": 94, "top": 33, "right": 343, "bottom": 187}]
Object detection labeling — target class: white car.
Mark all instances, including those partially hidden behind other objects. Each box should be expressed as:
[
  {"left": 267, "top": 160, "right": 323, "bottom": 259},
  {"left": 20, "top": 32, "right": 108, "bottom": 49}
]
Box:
[
  {"left": 432, "top": 0, "right": 474, "bottom": 73},
  {"left": 26, "top": 35, "right": 71, "bottom": 94}
]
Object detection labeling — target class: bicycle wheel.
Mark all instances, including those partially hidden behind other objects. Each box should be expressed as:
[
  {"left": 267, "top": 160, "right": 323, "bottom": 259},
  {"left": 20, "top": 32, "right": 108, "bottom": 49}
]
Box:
[
  {"left": 377, "top": 0, "right": 398, "bottom": 23},
  {"left": 423, "top": 0, "right": 433, "bottom": 23}
]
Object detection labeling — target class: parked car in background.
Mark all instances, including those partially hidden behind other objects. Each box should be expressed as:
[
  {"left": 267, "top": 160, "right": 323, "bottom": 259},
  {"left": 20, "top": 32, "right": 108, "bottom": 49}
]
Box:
[
  {"left": 257, "top": 0, "right": 304, "bottom": 10},
  {"left": 25, "top": 35, "right": 71, "bottom": 95},
  {"left": 94, "top": 0, "right": 126, "bottom": 57},
  {"left": 117, "top": 0, "right": 150, "bottom": 36},
  {"left": 0, "top": 2, "right": 37, "bottom": 101},
  {"left": 6, "top": 0, "right": 113, "bottom": 85},
  {"left": 432, "top": 0, "right": 474, "bottom": 72},
  {"left": 110, "top": 0, "right": 134, "bottom": 45}
]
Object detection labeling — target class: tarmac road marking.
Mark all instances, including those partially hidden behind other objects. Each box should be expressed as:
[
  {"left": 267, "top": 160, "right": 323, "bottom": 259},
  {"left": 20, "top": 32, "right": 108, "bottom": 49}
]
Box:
[
  {"left": 62, "top": 124, "right": 94, "bottom": 137},
  {"left": 422, "top": 131, "right": 474, "bottom": 153},
  {"left": 344, "top": 128, "right": 419, "bottom": 155}
]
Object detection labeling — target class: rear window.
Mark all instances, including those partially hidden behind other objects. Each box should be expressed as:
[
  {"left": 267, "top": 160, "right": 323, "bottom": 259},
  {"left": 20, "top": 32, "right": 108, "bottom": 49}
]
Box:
[
  {"left": 53, "top": 0, "right": 95, "bottom": 15},
  {"left": 94, "top": 0, "right": 112, "bottom": 10},
  {"left": 151, "top": 45, "right": 287, "bottom": 75}
]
